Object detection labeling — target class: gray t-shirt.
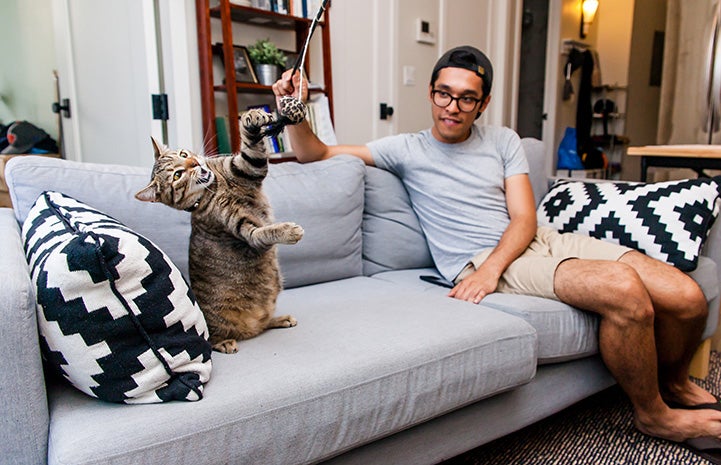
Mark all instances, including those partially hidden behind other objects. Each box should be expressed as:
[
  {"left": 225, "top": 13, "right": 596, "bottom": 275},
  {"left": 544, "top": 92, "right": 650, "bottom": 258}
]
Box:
[{"left": 368, "top": 124, "right": 529, "bottom": 281}]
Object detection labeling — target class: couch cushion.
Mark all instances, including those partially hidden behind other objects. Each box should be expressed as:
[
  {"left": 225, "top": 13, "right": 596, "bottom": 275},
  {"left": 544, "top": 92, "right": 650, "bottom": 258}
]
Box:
[
  {"left": 6, "top": 155, "right": 366, "bottom": 288},
  {"left": 22, "top": 191, "right": 212, "bottom": 403},
  {"left": 44, "top": 277, "right": 536, "bottom": 465},
  {"left": 521, "top": 137, "right": 548, "bottom": 206},
  {"left": 6, "top": 156, "right": 193, "bottom": 277},
  {"left": 266, "top": 155, "right": 365, "bottom": 287},
  {"left": 361, "top": 138, "right": 545, "bottom": 276},
  {"left": 369, "top": 269, "right": 597, "bottom": 364},
  {"left": 538, "top": 177, "right": 721, "bottom": 271},
  {"left": 362, "top": 166, "right": 433, "bottom": 275},
  {"left": 370, "top": 259, "right": 721, "bottom": 362}
]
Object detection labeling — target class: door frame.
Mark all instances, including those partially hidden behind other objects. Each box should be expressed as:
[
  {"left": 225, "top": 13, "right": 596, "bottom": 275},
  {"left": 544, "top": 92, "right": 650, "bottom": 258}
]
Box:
[
  {"left": 50, "top": 0, "right": 200, "bottom": 164},
  {"left": 542, "top": 0, "right": 562, "bottom": 176}
]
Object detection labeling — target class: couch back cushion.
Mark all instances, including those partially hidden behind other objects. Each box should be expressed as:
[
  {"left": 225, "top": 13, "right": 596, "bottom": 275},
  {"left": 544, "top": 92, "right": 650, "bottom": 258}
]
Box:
[
  {"left": 362, "top": 167, "right": 434, "bottom": 275},
  {"left": 362, "top": 137, "right": 546, "bottom": 275},
  {"left": 6, "top": 154, "right": 366, "bottom": 288},
  {"left": 264, "top": 155, "right": 365, "bottom": 287},
  {"left": 7, "top": 156, "right": 193, "bottom": 276},
  {"left": 523, "top": 137, "right": 549, "bottom": 205}
]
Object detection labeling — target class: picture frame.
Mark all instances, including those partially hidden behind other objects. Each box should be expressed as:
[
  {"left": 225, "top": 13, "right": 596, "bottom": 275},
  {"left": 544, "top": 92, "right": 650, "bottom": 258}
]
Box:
[{"left": 232, "top": 45, "right": 258, "bottom": 83}]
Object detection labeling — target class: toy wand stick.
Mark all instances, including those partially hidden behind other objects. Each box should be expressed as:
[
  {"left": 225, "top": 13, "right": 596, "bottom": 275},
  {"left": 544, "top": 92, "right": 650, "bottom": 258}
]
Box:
[
  {"left": 290, "top": 0, "right": 330, "bottom": 98},
  {"left": 274, "top": 0, "right": 329, "bottom": 132}
]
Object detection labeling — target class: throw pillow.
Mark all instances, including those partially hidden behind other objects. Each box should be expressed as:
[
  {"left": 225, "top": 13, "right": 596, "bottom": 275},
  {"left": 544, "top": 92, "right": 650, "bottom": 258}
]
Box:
[
  {"left": 537, "top": 177, "right": 721, "bottom": 271},
  {"left": 22, "top": 191, "right": 212, "bottom": 404}
]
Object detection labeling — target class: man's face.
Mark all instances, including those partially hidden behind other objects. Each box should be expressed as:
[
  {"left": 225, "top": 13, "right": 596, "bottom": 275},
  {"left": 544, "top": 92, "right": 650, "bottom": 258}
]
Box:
[{"left": 429, "top": 67, "right": 491, "bottom": 144}]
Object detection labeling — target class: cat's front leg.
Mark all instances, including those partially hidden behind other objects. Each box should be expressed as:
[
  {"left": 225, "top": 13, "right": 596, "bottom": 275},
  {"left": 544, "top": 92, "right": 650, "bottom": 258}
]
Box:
[{"left": 240, "top": 222, "right": 304, "bottom": 249}]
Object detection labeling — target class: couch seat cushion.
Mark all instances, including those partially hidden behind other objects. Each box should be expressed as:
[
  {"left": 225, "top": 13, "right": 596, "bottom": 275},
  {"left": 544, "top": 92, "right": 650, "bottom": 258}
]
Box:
[
  {"left": 370, "top": 269, "right": 597, "bottom": 364},
  {"left": 371, "top": 259, "right": 720, "bottom": 363},
  {"left": 45, "top": 277, "right": 536, "bottom": 465}
]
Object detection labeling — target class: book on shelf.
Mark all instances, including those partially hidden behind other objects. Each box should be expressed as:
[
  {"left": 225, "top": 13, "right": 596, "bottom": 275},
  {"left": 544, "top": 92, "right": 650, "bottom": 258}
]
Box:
[
  {"left": 272, "top": 0, "right": 289, "bottom": 14},
  {"left": 306, "top": 94, "right": 337, "bottom": 145},
  {"left": 289, "top": 0, "right": 322, "bottom": 19},
  {"left": 215, "top": 116, "right": 232, "bottom": 154},
  {"left": 251, "top": 0, "right": 271, "bottom": 10}
]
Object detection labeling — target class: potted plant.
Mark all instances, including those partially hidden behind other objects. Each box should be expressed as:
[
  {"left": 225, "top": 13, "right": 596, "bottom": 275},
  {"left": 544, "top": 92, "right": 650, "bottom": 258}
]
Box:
[{"left": 247, "top": 38, "right": 287, "bottom": 85}]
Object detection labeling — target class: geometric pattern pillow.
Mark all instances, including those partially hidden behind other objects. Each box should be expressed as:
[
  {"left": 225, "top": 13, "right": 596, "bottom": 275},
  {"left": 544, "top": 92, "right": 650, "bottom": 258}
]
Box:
[
  {"left": 537, "top": 177, "right": 721, "bottom": 271},
  {"left": 21, "top": 191, "right": 212, "bottom": 404}
]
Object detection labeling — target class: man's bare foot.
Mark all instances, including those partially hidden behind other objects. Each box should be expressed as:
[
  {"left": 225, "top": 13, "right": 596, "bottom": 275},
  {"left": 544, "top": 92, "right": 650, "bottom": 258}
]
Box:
[
  {"left": 662, "top": 379, "right": 719, "bottom": 407},
  {"left": 635, "top": 406, "right": 721, "bottom": 442}
]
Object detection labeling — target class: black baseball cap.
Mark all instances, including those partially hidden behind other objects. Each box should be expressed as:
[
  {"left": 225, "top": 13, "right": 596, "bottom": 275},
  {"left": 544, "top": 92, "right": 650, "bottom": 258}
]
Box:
[
  {"left": 431, "top": 46, "right": 493, "bottom": 97},
  {"left": 1, "top": 121, "right": 53, "bottom": 154}
]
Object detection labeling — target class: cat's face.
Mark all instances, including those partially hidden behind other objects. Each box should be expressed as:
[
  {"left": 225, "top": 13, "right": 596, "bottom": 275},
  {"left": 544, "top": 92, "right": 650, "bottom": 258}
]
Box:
[{"left": 135, "top": 138, "right": 215, "bottom": 211}]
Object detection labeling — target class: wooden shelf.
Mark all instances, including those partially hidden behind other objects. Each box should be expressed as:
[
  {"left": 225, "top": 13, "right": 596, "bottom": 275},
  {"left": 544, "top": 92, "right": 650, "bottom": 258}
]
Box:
[
  {"left": 213, "top": 82, "right": 327, "bottom": 94},
  {"left": 196, "top": 0, "right": 333, "bottom": 155},
  {"left": 209, "top": 4, "right": 322, "bottom": 30}
]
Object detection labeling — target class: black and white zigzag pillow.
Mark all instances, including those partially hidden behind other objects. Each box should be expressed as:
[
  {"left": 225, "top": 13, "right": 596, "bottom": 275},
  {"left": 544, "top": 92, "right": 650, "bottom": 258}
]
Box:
[
  {"left": 22, "top": 191, "right": 212, "bottom": 404},
  {"left": 537, "top": 177, "right": 721, "bottom": 271}
]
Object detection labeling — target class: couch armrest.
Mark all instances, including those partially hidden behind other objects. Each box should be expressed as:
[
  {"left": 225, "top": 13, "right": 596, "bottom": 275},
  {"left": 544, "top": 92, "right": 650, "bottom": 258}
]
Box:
[
  {"left": 703, "top": 218, "right": 721, "bottom": 286},
  {"left": 0, "top": 208, "right": 48, "bottom": 464}
]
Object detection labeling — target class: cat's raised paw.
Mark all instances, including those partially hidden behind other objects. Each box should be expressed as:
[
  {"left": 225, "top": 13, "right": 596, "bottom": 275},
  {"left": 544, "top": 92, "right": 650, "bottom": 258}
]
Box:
[
  {"left": 281, "top": 223, "right": 304, "bottom": 244},
  {"left": 213, "top": 339, "right": 239, "bottom": 354},
  {"left": 241, "top": 108, "right": 276, "bottom": 131}
]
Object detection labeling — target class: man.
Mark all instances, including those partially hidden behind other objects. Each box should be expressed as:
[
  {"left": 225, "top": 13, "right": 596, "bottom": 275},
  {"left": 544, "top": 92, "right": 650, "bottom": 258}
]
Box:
[{"left": 272, "top": 45, "right": 721, "bottom": 444}]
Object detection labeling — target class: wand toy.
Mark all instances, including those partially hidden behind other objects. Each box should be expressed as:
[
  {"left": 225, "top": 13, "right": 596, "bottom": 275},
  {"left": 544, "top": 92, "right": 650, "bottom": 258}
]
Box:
[{"left": 258, "top": 0, "right": 329, "bottom": 140}]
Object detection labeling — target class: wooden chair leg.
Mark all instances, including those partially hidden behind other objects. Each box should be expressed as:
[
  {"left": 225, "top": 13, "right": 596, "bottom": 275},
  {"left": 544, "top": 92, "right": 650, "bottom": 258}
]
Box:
[{"left": 690, "top": 338, "right": 712, "bottom": 379}]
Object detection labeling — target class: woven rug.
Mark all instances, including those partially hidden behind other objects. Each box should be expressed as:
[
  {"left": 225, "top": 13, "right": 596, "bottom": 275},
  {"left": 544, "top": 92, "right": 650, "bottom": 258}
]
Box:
[{"left": 443, "top": 352, "right": 721, "bottom": 465}]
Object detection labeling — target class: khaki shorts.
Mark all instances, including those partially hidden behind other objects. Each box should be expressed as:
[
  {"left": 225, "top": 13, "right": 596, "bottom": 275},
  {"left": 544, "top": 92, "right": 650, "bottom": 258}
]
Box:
[{"left": 454, "top": 226, "right": 632, "bottom": 300}]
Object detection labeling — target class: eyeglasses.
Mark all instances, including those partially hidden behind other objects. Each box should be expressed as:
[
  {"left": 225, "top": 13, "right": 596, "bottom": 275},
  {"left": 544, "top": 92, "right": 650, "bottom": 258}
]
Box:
[{"left": 431, "top": 90, "right": 483, "bottom": 113}]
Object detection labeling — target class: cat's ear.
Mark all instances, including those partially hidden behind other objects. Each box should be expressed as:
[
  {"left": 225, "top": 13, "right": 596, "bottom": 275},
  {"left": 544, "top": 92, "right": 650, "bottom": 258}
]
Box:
[
  {"left": 151, "top": 137, "right": 166, "bottom": 160},
  {"left": 135, "top": 183, "right": 159, "bottom": 202}
]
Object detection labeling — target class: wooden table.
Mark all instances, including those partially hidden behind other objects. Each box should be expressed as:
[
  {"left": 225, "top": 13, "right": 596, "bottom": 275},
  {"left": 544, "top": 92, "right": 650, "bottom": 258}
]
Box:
[
  {"left": 627, "top": 145, "right": 721, "bottom": 182},
  {"left": 0, "top": 154, "right": 61, "bottom": 208}
]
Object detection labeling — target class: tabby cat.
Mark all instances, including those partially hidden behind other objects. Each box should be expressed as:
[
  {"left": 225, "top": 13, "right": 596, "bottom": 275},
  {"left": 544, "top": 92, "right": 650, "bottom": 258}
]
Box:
[{"left": 135, "top": 107, "right": 304, "bottom": 353}]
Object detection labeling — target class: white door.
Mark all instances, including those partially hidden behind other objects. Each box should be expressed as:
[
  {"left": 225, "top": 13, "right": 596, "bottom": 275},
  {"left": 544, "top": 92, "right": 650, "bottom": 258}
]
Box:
[
  {"left": 51, "top": 0, "right": 164, "bottom": 167},
  {"left": 329, "top": 0, "right": 396, "bottom": 144}
]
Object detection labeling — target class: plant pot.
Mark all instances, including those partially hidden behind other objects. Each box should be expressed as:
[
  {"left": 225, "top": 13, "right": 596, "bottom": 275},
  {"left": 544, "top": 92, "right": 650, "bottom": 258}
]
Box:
[{"left": 254, "top": 64, "right": 280, "bottom": 86}]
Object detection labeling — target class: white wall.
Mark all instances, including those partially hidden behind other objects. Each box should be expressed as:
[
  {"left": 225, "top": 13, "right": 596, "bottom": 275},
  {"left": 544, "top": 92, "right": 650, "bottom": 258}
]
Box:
[
  {"left": 395, "top": 0, "right": 438, "bottom": 134},
  {"left": 6, "top": 0, "right": 522, "bottom": 158},
  {"left": 0, "top": 0, "right": 58, "bottom": 139},
  {"left": 325, "top": 0, "right": 383, "bottom": 144}
]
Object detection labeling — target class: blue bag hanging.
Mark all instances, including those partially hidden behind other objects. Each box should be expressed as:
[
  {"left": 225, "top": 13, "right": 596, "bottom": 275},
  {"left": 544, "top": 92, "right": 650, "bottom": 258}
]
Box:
[{"left": 556, "top": 127, "right": 584, "bottom": 170}]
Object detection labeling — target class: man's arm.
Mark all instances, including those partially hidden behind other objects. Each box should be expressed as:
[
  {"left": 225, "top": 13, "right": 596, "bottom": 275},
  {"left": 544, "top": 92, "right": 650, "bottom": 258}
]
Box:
[
  {"left": 273, "top": 70, "right": 374, "bottom": 165},
  {"left": 448, "top": 173, "right": 537, "bottom": 304}
]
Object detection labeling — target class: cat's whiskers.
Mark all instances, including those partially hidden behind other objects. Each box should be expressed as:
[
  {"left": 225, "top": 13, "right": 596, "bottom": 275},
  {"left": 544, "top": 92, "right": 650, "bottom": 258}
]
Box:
[
  {"left": 200, "top": 123, "right": 218, "bottom": 157},
  {"left": 201, "top": 183, "right": 217, "bottom": 195}
]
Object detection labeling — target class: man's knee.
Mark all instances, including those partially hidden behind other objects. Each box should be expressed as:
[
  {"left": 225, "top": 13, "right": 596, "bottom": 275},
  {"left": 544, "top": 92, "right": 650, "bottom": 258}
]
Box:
[
  {"left": 675, "top": 280, "right": 708, "bottom": 322},
  {"left": 607, "top": 262, "right": 655, "bottom": 324}
]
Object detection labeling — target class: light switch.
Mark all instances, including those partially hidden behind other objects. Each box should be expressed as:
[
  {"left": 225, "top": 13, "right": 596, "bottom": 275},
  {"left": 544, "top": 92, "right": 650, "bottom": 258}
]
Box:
[{"left": 403, "top": 66, "right": 416, "bottom": 86}]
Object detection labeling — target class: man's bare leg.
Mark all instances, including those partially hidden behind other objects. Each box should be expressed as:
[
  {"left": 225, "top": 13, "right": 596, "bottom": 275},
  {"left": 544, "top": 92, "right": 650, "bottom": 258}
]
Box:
[
  {"left": 619, "top": 250, "right": 713, "bottom": 406},
  {"left": 554, "top": 258, "right": 721, "bottom": 442}
]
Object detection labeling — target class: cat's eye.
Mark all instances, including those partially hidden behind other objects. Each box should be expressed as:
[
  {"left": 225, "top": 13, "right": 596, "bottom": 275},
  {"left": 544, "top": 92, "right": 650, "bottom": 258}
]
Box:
[
  {"left": 173, "top": 170, "right": 184, "bottom": 181},
  {"left": 179, "top": 151, "right": 188, "bottom": 158}
]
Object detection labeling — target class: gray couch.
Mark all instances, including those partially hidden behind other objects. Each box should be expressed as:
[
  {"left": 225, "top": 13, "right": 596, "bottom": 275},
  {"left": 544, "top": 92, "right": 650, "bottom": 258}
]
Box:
[{"left": 3, "top": 138, "right": 720, "bottom": 465}]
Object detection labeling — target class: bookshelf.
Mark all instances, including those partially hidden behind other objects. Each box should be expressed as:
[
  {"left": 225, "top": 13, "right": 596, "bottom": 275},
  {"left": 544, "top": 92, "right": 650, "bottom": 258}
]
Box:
[{"left": 195, "top": 0, "right": 334, "bottom": 156}]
